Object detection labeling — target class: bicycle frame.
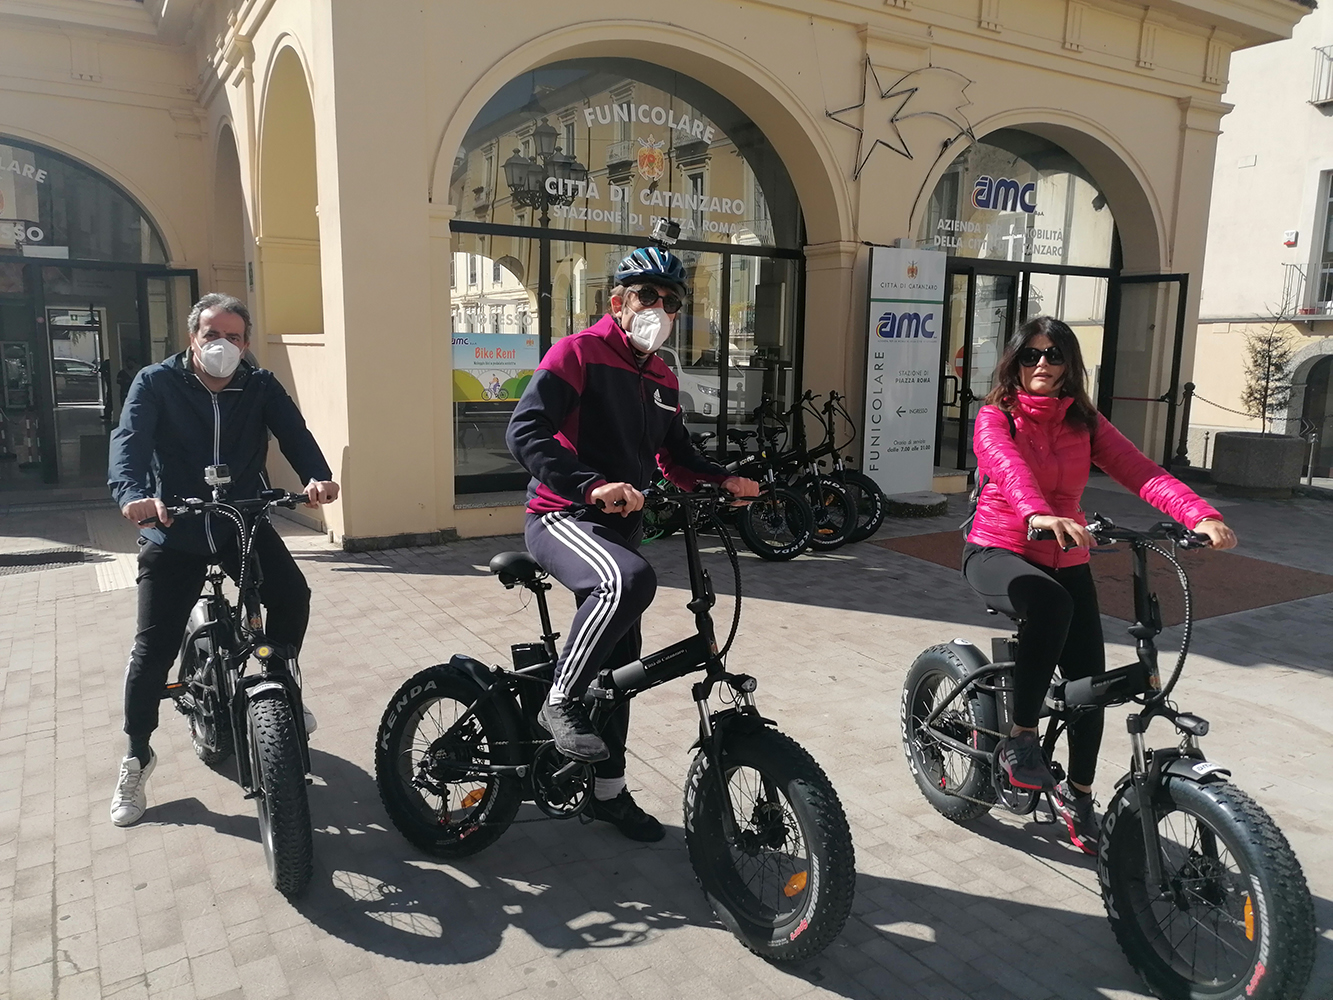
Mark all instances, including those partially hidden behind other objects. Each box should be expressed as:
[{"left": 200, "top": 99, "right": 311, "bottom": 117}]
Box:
[
  {"left": 421, "top": 490, "right": 765, "bottom": 845},
  {"left": 167, "top": 482, "right": 312, "bottom": 791},
  {"left": 916, "top": 516, "right": 1220, "bottom": 890}
]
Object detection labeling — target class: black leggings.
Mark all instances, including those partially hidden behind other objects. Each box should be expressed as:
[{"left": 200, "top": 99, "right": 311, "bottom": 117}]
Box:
[
  {"left": 962, "top": 544, "right": 1106, "bottom": 786},
  {"left": 123, "top": 523, "right": 311, "bottom": 738}
]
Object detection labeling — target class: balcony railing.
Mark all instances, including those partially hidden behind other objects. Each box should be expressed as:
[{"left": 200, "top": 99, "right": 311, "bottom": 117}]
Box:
[{"left": 1312, "top": 46, "right": 1333, "bottom": 106}]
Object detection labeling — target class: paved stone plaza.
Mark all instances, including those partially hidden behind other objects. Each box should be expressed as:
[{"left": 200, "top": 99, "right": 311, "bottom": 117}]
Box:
[{"left": 2, "top": 480, "right": 1330, "bottom": 1000}]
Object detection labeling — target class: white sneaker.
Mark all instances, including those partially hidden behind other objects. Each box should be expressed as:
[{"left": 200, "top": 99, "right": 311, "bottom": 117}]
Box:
[
  {"left": 303, "top": 704, "right": 318, "bottom": 735},
  {"left": 109, "top": 752, "right": 156, "bottom": 827}
]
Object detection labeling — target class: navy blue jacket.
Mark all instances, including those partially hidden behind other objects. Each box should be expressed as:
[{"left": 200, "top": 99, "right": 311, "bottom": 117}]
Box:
[
  {"left": 108, "top": 350, "right": 333, "bottom": 554},
  {"left": 506, "top": 313, "right": 725, "bottom": 513}
]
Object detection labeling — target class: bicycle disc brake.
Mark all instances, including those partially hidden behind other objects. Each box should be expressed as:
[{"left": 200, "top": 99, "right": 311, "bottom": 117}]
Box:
[{"left": 530, "top": 741, "right": 593, "bottom": 819}]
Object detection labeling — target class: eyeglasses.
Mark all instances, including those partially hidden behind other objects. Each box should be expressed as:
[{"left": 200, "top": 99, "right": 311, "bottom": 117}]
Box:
[
  {"left": 630, "top": 286, "right": 684, "bottom": 314},
  {"left": 1018, "top": 346, "right": 1066, "bottom": 368}
]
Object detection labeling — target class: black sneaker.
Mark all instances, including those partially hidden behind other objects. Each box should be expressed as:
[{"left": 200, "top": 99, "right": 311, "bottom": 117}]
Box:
[
  {"left": 1053, "top": 780, "right": 1100, "bottom": 855},
  {"left": 537, "top": 699, "right": 609, "bottom": 762},
  {"left": 996, "top": 730, "right": 1056, "bottom": 790},
  {"left": 587, "top": 788, "right": 664, "bottom": 842}
]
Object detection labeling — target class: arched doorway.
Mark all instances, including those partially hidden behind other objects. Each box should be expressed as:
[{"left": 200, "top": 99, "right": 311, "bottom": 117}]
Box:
[
  {"left": 916, "top": 126, "right": 1180, "bottom": 470},
  {"left": 448, "top": 58, "right": 805, "bottom": 493},
  {"left": 212, "top": 125, "right": 249, "bottom": 305},
  {"left": 256, "top": 46, "right": 325, "bottom": 498},
  {"left": 1300, "top": 354, "right": 1332, "bottom": 478},
  {"left": 0, "top": 135, "right": 195, "bottom": 488}
]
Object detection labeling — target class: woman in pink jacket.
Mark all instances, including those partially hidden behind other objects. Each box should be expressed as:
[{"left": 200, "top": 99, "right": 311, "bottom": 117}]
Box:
[{"left": 964, "top": 316, "right": 1236, "bottom": 854}]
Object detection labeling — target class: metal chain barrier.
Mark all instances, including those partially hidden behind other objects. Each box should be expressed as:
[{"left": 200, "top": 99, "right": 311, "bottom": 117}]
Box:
[{"left": 1190, "top": 391, "right": 1254, "bottom": 419}]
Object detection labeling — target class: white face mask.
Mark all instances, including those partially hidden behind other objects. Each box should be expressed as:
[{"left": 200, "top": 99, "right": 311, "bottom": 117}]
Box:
[
  {"left": 198, "top": 339, "right": 242, "bottom": 379},
  {"left": 625, "top": 307, "right": 672, "bottom": 354}
]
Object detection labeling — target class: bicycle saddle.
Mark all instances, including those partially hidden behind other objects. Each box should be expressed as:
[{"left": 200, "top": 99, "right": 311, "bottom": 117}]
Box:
[{"left": 489, "top": 551, "right": 545, "bottom": 587}]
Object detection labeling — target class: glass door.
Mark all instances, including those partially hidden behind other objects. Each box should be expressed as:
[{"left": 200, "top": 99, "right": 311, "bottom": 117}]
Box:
[
  {"left": 1102, "top": 273, "right": 1187, "bottom": 467},
  {"left": 137, "top": 271, "right": 197, "bottom": 366},
  {"left": 937, "top": 267, "right": 1015, "bottom": 470}
]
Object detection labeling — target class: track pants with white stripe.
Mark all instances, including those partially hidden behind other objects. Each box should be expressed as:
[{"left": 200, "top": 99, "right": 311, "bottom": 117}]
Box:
[{"left": 525, "top": 510, "right": 656, "bottom": 777}]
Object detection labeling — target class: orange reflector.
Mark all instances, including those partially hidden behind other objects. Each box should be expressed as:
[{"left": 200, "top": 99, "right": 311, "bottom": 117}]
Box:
[
  {"left": 1244, "top": 895, "right": 1254, "bottom": 941},
  {"left": 461, "top": 789, "right": 484, "bottom": 809},
  {"left": 783, "top": 872, "right": 808, "bottom": 897}
]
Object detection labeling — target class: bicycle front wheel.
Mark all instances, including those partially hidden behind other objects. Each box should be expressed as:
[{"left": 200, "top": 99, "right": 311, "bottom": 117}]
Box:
[
  {"left": 246, "top": 691, "right": 313, "bottom": 897},
  {"left": 803, "top": 476, "right": 856, "bottom": 552},
  {"left": 683, "top": 728, "right": 855, "bottom": 962},
  {"left": 1099, "top": 777, "right": 1315, "bottom": 1000},
  {"left": 842, "top": 470, "right": 887, "bottom": 542},
  {"left": 735, "top": 486, "right": 814, "bottom": 561}
]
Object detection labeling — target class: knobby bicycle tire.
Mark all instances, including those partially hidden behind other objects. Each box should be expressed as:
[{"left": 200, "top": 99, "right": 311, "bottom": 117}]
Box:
[
  {"left": 735, "top": 487, "right": 814, "bottom": 561},
  {"left": 246, "top": 692, "right": 313, "bottom": 897},
  {"left": 683, "top": 727, "right": 855, "bottom": 962},
  {"left": 375, "top": 664, "right": 524, "bottom": 857},
  {"left": 180, "top": 636, "right": 233, "bottom": 766},
  {"left": 900, "top": 645, "right": 997, "bottom": 822},
  {"left": 842, "top": 470, "right": 887, "bottom": 543},
  {"left": 1099, "top": 777, "right": 1314, "bottom": 1000},
  {"left": 802, "top": 476, "right": 856, "bottom": 552}
]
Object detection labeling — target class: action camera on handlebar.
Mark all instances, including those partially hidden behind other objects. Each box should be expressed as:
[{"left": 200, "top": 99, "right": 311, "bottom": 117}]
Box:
[{"left": 204, "top": 464, "right": 232, "bottom": 486}]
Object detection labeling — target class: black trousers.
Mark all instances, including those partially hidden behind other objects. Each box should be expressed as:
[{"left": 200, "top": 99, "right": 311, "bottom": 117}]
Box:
[
  {"left": 122, "top": 522, "right": 311, "bottom": 737},
  {"left": 525, "top": 510, "right": 655, "bottom": 780},
  {"left": 962, "top": 543, "right": 1106, "bottom": 786}
]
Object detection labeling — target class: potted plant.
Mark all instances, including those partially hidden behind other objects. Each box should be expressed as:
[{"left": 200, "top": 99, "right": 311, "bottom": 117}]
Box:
[{"left": 1211, "top": 321, "right": 1306, "bottom": 497}]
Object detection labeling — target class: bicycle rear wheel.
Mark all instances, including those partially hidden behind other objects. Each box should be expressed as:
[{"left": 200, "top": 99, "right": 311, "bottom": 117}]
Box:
[
  {"left": 683, "top": 727, "right": 855, "bottom": 961},
  {"left": 179, "top": 635, "right": 233, "bottom": 766},
  {"left": 735, "top": 487, "right": 814, "bottom": 561},
  {"left": 900, "top": 646, "right": 996, "bottom": 822},
  {"left": 1100, "top": 777, "right": 1314, "bottom": 1000},
  {"left": 374, "top": 664, "right": 523, "bottom": 857},
  {"left": 246, "top": 691, "right": 313, "bottom": 897}
]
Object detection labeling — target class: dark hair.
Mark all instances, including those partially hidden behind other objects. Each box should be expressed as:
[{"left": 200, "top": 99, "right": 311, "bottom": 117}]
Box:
[
  {"left": 985, "top": 315, "right": 1098, "bottom": 432},
  {"left": 188, "top": 293, "right": 251, "bottom": 341}
]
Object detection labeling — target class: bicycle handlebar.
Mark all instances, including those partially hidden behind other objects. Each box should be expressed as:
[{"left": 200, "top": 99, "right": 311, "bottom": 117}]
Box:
[
  {"left": 164, "top": 489, "right": 308, "bottom": 518},
  {"left": 1027, "top": 513, "right": 1210, "bottom": 549}
]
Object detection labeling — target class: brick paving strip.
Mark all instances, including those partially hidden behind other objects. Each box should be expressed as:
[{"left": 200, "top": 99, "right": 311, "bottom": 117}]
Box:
[{"left": 1, "top": 486, "right": 1329, "bottom": 999}]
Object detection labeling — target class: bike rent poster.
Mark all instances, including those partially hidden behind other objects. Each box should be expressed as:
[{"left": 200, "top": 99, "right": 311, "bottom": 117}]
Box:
[
  {"left": 861, "top": 246, "right": 945, "bottom": 496},
  {"left": 451, "top": 333, "right": 538, "bottom": 402}
]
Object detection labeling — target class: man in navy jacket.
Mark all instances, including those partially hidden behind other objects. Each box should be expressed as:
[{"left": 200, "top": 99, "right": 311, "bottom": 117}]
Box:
[{"left": 107, "top": 293, "right": 339, "bottom": 827}]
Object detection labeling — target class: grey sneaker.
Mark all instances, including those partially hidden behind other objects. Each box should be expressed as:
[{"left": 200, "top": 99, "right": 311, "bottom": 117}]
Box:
[
  {"left": 302, "top": 704, "right": 318, "bottom": 736},
  {"left": 1053, "top": 780, "right": 1100, "bottom": 854},
  {"left": 109, "top": 752, "right": 156, "bottom": 827},
  {"left": 996, "top": 730, "right": 1056, "bottom": 790},
  {"left": 537, "top": 699, "right": 609, "bottom": 762}
]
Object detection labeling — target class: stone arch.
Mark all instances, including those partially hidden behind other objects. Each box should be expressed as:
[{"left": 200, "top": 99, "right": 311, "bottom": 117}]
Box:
[
  {"left": 1278, "top": 335, "right": 1333, "bottom": 435},
  {"left": 909, "top": 109, "right": 1166, "bottom": 272},
  {"left": 256, "top": 44, "right": 322, "bottom": 342},
  {"left": 211, "top": 123, "right": 249, "bottom": 305},
  {"left": 426, "top": 20, "right": 851, "bottom": 246},
  {"left": 0, "top": 126, "right": 179, "bottom": 263}
]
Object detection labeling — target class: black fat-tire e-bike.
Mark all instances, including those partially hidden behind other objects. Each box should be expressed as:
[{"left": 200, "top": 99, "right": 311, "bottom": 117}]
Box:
[
  {"left": 899, "top": 516, "right": 1315, "bottom": 1000},
  {"left": 375, "top": 486, "right": 855, "bottom": 961},
  {"left": 162, "top": 465, "right": 316, "bottom": 898},
  {"left": 807, "top": 390, "right": 887, "bottom": 543}
]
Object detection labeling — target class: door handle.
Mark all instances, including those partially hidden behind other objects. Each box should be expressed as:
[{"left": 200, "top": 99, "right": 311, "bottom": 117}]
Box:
[{"left": 941, "top": 375, "right": 960, "bottom": 407}]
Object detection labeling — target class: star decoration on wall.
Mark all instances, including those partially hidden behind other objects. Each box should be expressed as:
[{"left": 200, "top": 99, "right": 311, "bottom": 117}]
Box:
[{"left": 827, "top": 58, "right": 976, "bottom": 180}]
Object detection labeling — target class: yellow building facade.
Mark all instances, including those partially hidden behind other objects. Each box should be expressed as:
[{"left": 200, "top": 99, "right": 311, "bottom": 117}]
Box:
[{"left": 0, "top": 0, "right": 1310, "bottom": 545}]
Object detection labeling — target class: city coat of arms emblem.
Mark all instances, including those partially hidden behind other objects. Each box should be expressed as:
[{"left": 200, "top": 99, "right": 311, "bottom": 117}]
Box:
[{"left": 637, "top": 136, "right": 666, "bottom": 181}]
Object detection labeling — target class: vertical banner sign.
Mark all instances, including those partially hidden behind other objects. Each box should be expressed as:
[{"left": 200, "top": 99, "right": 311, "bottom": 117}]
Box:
[{"left": 861, "top": 247, "right": 946, "bottom": 495}]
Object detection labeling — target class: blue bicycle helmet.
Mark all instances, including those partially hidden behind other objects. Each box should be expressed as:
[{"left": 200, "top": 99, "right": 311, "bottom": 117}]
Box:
[{"left": 614, "top": 247, "right": 688, "bottom": 296}]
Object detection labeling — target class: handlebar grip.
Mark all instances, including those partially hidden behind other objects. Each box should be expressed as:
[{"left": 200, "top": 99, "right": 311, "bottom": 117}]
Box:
[{"left": 1027, "top": 528, "right": 1057, "bottom": 541}]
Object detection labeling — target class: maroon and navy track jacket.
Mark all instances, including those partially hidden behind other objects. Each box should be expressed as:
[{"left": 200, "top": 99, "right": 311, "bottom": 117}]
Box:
[{"left": 505, "top": 313, "right": 727, "bottom": 514}]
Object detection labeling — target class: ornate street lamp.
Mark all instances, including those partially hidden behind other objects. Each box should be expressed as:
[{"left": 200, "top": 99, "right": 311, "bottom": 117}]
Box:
[{"left": 500, "top": 117, "right": 587, "bottom": 228}]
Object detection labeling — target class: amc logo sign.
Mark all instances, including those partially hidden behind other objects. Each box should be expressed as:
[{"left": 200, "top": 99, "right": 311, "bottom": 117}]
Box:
[
  {"left": 876, "top": 311, "right": 936, "bottom": 339},
  {"left": 972, "top": 175, "right": 1037, "bottom": 214}
]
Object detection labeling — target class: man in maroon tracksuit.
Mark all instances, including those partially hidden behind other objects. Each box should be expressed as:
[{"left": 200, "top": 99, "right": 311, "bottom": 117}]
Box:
[{"left": 506, "top": 247, "right": 757, "bottom": 840}]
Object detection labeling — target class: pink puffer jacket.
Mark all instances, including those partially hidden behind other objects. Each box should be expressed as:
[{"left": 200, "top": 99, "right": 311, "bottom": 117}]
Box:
[{"left": 967, "top": 392, "right": 1222, "bottom": 569}]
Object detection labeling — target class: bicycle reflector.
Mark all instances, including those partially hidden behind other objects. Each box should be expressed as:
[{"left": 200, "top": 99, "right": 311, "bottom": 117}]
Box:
[
  {"left": 255, "top": 644, "right": 273, "bottom": 659},
  {"left": 1244, "top": 896, "right": 1255, "bottom": 941},
  {"left": 784, "top": 872, "right": 808, "bottom": 897}
]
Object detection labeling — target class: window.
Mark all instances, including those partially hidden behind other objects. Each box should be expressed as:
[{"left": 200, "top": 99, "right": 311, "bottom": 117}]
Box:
[
  {"left": 1318, "top": 179, "right": 1333, "bottom": 305},
  {"left": 450, "top": 254, "right": 456, "bottom": 289},
  {"left": 468, "top": 254, "right": 478, "bottom": 286},
  {"left": 492, "top": 258, "right": 502, "bottom": 284},
  {"left": 563, "top": 121, "right": 576, "bottom": 157},
  {"left": 688, "top": 173, "right": 705, "bottom": 236}
]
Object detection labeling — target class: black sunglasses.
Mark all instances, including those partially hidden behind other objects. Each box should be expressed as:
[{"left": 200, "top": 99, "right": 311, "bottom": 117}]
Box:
[
  {"left": 630, "top": 286, "right": 684, "bottom": 314},
  {"left": 1018, "top": 345, "right": 1066, "bottom": 367}
]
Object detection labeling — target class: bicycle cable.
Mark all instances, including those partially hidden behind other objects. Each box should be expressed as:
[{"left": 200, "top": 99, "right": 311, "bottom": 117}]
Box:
[
  {"left": 705, "top": 509, "right": 744, "bottom": 660},
  {"left": 1142, "top": 541, "right": 1195, "bottom": 706}
]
